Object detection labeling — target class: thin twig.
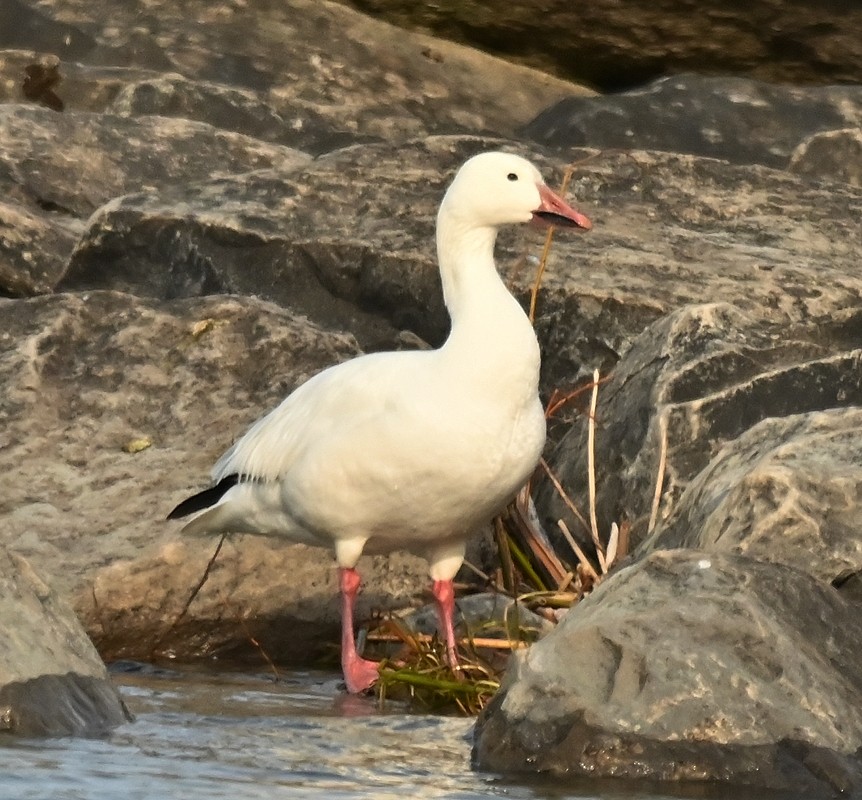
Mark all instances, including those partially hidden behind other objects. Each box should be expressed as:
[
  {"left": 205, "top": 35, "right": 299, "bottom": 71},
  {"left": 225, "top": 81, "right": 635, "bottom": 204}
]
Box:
[
  {"left": 556, "top": 571, "right": 575, "bottom": 591},
  {"left": 461, "top": 558, "right": 493, "bottom": 585},
  {"left": 539, "top": 457, "right": 591, "bottom": 535},
  {"left": 557, "top": 519, "right": 600, "bottom": 582},
  {"left": 647, "top": 413, "right": 669, "bottom": 536},
  {"left": 587, "top": 369, "right": 607, "bottom": 573},
  {"left": 529, "top": 169, "right": 575, "bottom": 322},
  {"left": 493, "top": 515, "right": 516, "bottom": 594},
  {"left": 516, "top": 589, "right": 577, "bottom": 608},
  {"left": 151, "top": 533, "right": 227, "bottom": 656},
  {"left": 236, "top": 608, "right": 280, "bottom": 681},
  {"left": 529, "top": 226, "right": 558, "bottom": 323},
  {"left": 606, "top": 522, "right": 620, "bottom": 568},
  {"left": 545, "top": 381, "right": 598, "bottom": 419},
  {"left": 509, "top": 489, "right": 573, "bottom": 590},
  {"left": 366, "top": 632, "right": 528, "bottom": 650},
  {"left": 506, "top": 533, "right": 548, "bottom": 592}
]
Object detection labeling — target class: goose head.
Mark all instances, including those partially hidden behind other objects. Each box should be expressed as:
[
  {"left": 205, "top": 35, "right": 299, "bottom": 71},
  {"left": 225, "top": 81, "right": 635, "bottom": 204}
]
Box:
[{"left": 439, "top": 152, "right": 592, "bottom": 231}]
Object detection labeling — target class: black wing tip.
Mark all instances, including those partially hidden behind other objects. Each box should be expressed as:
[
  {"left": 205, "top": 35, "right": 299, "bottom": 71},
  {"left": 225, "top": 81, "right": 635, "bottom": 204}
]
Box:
[{"left": 167, "top": 474, "right": 240, "bottom": 520}]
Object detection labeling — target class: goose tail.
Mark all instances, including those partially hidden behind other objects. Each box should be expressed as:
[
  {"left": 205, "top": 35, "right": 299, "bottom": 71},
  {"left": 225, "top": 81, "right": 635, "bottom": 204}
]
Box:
[{"left": 167, "top": 474, "right": 240, "bottom": 536}]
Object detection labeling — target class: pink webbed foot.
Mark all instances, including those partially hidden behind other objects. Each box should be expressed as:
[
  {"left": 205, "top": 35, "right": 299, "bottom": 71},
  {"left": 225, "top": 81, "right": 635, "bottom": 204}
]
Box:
[{"left": 341, "top": 651, "right": 381, "bottom": 694}]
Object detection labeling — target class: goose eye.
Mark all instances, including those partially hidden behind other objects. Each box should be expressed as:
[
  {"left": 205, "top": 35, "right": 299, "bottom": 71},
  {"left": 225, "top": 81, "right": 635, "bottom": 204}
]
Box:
[{"left": 507, "top": 173, "right": 518, "bottom": 181}]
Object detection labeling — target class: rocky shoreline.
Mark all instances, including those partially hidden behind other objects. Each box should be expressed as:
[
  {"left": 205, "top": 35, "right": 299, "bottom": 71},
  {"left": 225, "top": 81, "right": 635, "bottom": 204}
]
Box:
[{"left": 2, "top": 0, "right": 862, "bottom": 795}]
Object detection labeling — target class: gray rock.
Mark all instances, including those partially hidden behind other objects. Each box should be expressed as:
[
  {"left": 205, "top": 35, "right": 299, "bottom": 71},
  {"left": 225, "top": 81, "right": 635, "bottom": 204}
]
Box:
[
  {"left": 473, "top": 549, "right": 862, "bottom": 797},
  {"left": 523, "top": 74, "right": 862, "bottom": 170},
  {"left": 0, "top": 0, "right": 96, "bottom": 62},
  {"left": 107, "top": 75, "right": 366, "bottom": 156},
  {"left": 640, "top": 408, "right": 862, "bottom": 590},
  {"left": 0, "top": 0, "right": 587, "bottom": 142},
  {"left": 0, "top": 103, "right": 310, "bottom": 218},
  {"left": 340, "top": 0, "right": 862, "bottom": 91},
  {"left": 0, "top": 198, "right": 81, "bottom": 296},
  {"left": 56, "top": 139, "right": 862, "bottom": 377},
  {"left": 789, "top": 127, "right": 862, "bottom": 188},
  {"left": 0, "top": 102, "right": 310, "bottom": 297},
  {"left": 0, "top": 547, "right": 129, "bottom": 736},
  {"left": 538, "top": 304, "right": 862, "bottom": 555},
  {"left": 0, "top": 50, "right": 162, "bottom": 111}
]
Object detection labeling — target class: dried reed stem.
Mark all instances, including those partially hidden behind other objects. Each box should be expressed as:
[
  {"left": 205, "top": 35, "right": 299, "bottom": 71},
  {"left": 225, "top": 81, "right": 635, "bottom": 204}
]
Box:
[
  {"left": 539, "top": 457, "right": 590, "bottom": 535},
  {"left": 557, "top": 519, "right": 600, "bottom": 581},
  {"left": 529, "top": 169, "right": 574, "bottom": 322},
  {"left": 366, "top": 632, "right": 528, "bottom": 650},
  {"left": 152, "top": 533, "right": 227, "bottom": 658},
  {"left": 647, "top": 412, "right": 669, "bottom": 535},
  {"left": 587, "top": 368, "right": 607, "bottom": 572}
]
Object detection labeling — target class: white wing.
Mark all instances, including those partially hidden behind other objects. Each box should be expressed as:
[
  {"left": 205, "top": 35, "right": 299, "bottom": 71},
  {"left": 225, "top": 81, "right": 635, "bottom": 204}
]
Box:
[{"left": 211, "top": 349, "right": 437, "bottom": 483}]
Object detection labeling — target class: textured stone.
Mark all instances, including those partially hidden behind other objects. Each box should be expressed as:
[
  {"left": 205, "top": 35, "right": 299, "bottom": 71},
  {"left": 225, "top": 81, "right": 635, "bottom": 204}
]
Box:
[
  {"left": 523, "top": 75, "right": 862, "bottom": 170},
  {"left": 338, "top": 0, "right": 862, "bottom": 91},
  {"left": 0, "top": 548, "right": 129, "bottom": 736},
  {"left": 54, "top": 139, "right": 862, "bottom": 381},
  {"left": 473, "top": 550, "right": 862, "bottom": 797},
  {"left": 789, "top": 127, "right": 862, "bottom": 188},
  {"left": 0, "top": 0, "right": 587, "bottom": 143},
  {"left": 0, "top": 103, "right": 310, "bottom": 219},
  {"left": 0, "top": 198, "right": 80, "bottom": 296},
  {"left": 538, "top": 304, "right": 862, "bottom": 555},
  {"left": 640, "top": 408, "right": 862, "bottom": 590},
  {"left": 0, "top": 290, "right": 488, "bottom": 664}
]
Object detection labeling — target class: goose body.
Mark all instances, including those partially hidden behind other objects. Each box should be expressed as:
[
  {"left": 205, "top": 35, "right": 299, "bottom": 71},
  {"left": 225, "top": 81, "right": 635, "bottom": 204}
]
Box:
[{"left": 169, "top": 152, "right": 591, "bottom": 692}]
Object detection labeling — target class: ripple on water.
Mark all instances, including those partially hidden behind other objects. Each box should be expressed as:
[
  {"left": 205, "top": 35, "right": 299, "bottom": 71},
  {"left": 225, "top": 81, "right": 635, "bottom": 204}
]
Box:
[{"left": 0, "top": 665, "right": 713, "bottom": 800}]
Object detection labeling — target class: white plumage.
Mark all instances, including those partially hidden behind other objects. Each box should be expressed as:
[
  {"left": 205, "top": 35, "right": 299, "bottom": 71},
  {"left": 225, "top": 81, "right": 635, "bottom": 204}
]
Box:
[{"left": 169, "top": 152, "right": 591, "bottom": 692}]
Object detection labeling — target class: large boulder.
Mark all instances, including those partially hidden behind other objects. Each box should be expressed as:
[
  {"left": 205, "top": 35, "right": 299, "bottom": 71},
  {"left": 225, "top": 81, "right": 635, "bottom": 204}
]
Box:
[
  {"left": 537, "top": 302, "right": 862, "bottom": 554},
  {"left": 474, "top": 549, "right": 862, "bottom": 797},
  {"left": 523, "top": 74, "right": 862, "bottom": 172},
  {"left": 0, "top": 103, "right": 310, "bottom": 297},
  {"left": 0, "top": 548, "right": 129, "bottom": 736},
  {"left": 337, "top": 0, "right": 862, "bottom": 91},
  {"left": 640, "top": 407, "right": 862, "bottom": 590},
  {"left": 46, "top": 139, "right": 862, "bottom": 380},
  {"left": 0, "top": 0, "right": 587, "bottom": 144}
]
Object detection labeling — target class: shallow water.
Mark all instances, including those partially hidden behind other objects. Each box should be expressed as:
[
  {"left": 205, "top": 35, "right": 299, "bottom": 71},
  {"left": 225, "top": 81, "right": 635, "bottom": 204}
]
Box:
[{"left": 1, "top": 665, "right": 774, "bottom": 800}]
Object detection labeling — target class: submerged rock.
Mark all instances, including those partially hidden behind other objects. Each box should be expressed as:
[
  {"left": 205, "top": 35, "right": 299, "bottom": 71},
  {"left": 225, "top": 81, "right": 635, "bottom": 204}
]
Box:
[
  {"left": 473, "top": 549, "right": 862, "bottom": 797},
  {"left": 0, "top": 548, "right": 129, "bottom": 736}
]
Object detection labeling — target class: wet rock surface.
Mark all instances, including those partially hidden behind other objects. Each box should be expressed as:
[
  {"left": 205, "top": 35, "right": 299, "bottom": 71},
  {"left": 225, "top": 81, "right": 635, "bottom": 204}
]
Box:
[
  {"left": 473, "top": 550, "right": 862, "bottom": 797},
  {"left": 1, "top": 0, "right": 861, "bottom": 788},
  {"left": 0, "top": 548, "right": 130, "bottom": 736}
]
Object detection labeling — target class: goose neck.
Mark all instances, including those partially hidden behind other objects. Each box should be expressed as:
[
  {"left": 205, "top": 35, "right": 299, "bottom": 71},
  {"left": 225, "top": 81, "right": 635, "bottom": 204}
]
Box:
[{"left": 436, "top": 214, "right": 503, "bottom": 323}]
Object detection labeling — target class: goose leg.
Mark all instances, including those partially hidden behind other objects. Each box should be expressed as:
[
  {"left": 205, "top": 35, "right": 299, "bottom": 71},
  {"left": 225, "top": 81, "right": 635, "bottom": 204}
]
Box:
[
  {"left": 432, "top": 578, "right": 460, "bottom": 672},
  {"left": 339, "top": 567, "right": 380, "bottom": 693}
]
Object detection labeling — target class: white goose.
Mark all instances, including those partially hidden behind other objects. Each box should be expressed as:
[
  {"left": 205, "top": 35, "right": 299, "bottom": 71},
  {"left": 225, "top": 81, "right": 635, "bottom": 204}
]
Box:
[{"left": 168, "top": 152, "right": 591, "bottom": 693}]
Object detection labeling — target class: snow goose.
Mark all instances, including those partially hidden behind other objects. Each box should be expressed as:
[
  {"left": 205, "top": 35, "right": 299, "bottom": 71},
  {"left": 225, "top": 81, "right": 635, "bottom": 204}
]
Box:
[{"left": 168, "top": 152, "right": 591, "bottom": 693}]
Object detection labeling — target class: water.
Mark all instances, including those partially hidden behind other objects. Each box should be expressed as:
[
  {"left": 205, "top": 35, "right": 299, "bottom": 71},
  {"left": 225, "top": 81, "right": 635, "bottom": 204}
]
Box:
[{"left": 0, "top": 665, "right": 741, "bottom": 800}]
